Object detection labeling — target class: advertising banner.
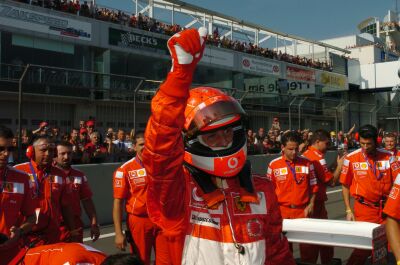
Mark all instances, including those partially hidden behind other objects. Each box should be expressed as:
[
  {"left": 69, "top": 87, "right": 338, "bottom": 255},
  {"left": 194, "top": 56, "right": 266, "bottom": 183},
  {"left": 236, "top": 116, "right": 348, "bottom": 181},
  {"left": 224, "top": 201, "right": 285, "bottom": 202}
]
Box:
[
  {"left": 201, "top": 47, "right": 234, "bottom": 68},
  {"left": 109, "top": 28, "right": 168, "bottom": 54},
  {"left": 0, "top": 4, "right": 91, "bottom": 41},
  {"left": 241, "top": 56, "right": 281, "bottom": 76},
  {"left": 286, "top": 65, "right": 316, "bottom": 83},
  {"left": 243, "top": 77, "right": 315, "bottom": 97},
  {"left": 108, "top": 28, "right": 168, "bottom": 54},
  {"left": 317, "top": 72, "right": 348, "bottom": 93}
]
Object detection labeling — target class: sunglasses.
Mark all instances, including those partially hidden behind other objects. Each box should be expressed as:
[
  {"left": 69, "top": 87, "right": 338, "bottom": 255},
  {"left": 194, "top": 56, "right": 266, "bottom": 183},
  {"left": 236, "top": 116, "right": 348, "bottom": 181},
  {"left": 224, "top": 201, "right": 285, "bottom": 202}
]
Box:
[{"left": 0, "top": 146, "right": 15, "bottom": 153}]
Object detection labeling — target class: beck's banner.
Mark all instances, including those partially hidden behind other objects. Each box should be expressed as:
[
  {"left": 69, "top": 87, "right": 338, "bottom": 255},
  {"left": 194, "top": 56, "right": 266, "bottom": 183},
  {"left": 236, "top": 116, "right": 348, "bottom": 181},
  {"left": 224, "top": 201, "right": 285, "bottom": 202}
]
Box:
[
  {"left": 241, "top": 56, "right": 281, "bottom": 76},
  {"left": 317, "top": 72, "right": 348, "bottom": 92},
  {"left": 0, "top": 4, "right": 91, "bottom": 41},
  {"left": 286, "top": 66, "right": 316, "bottom": 83},
  {"left": 109, "top": 28, "right": 168, "bottom": 54}
]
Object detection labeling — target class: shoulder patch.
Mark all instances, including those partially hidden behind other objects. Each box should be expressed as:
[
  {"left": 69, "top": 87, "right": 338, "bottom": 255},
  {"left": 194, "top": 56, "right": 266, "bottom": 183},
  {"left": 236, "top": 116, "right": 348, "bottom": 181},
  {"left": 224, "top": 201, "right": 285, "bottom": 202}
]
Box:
[{"left": 115, "top": 171, "right": 124, "bottom": 179}]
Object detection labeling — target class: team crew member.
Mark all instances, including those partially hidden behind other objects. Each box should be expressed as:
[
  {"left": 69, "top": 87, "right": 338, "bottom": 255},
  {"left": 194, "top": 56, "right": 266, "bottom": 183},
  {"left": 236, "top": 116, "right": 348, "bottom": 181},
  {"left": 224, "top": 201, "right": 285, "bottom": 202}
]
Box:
[
  {"left": 384, "top": 132, "right": 400, "bottom": 160},
  {"left": 142, "top": 28, "right": 294, "bottom": 265},
  {"left": 14, "top": 136, "right": 77, "bottom": 245},
  {"left": 301, "top": 129, "right": 345, "bottom": 264},
  {"left": 55, "top": 141, "right": 100, "bottom": 243},
  {"left": 340, "top": 124, "right": 400, "bottom": 265},
  {"left": 8, "top": 242, "right": 106, "bottom": 265},
  {"left": 383, "top": 175, "right": 400, "bottom": 263},
  {"left": 113, "top": 131, "right": 163, "bottom": 265},
  {"left": 266, "top": 131, "right": 318, "bottom": 257},
  {"left": 0, "top": 126, "right": 37, "bottom": 265}
]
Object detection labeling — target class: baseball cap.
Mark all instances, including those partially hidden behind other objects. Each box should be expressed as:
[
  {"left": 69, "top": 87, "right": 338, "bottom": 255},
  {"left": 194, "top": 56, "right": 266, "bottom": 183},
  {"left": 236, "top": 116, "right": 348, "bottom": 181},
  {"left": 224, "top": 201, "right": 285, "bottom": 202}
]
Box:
[
  {"left": 86, "top": 120, "right": 95, "bottom": 127},
  {"left": 80, "top": 128, "right": 88, "bottom": 134}
]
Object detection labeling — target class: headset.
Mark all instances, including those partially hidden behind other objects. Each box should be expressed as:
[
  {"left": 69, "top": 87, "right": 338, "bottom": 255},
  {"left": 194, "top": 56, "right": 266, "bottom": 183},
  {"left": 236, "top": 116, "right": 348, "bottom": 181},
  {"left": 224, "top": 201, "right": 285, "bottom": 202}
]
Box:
[{"left": 26, "top": 145, "right": 35, "bottom": 160}]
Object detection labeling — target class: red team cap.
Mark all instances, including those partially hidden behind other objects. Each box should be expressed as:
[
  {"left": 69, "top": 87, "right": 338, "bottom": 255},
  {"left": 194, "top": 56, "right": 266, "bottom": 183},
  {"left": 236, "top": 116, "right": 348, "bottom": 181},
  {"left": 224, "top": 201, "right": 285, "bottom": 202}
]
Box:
[{"left": 86, "top": 120, "right": 95, "bottom": 127}]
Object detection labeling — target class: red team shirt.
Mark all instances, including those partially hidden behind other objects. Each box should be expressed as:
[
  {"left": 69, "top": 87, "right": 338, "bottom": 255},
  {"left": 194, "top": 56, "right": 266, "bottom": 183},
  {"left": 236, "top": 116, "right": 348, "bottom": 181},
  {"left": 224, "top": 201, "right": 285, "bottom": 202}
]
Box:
[
  {"left": 267, "top": 155, "right": 318, "bottom": 207},
  {"left": 14, "top": 161, "right": 71, "bottom": 242},
  {"left": 113, "top": 157, "right": 148, "bottom": 216},
  {"left": 384, "top": 174, "right": 400, "bottom": 220},
  {"left": 303, "top": 146, "right": 333, "bottom": 201},
  {"left": 0, "top": 167, "right": 37, "bottom": 236},
  {"left": 340, "top": 149, "right": 398, "bottom": 203},
  {"left": 61, "top": 167, "right": 93, "bottom": 218}
]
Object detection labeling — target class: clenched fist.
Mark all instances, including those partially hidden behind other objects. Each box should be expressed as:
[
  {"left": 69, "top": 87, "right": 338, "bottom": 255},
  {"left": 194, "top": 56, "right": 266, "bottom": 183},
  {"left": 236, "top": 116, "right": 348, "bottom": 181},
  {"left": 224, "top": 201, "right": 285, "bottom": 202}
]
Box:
[{"left": 167, "top": 27, "right": 208, "bottom": 73}]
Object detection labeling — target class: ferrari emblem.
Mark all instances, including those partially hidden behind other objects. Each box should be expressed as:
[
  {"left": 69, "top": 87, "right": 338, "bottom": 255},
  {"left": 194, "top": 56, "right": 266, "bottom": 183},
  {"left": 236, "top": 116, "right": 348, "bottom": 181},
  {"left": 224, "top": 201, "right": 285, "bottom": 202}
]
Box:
[{"left": 234, "top": 197, "right": 247, "bottom": 212}]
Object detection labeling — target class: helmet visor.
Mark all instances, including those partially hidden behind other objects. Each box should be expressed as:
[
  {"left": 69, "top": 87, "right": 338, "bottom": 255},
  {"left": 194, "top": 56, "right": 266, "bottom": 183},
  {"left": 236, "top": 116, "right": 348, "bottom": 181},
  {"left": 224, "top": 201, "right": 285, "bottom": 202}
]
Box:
[{"left": 187, "top": 100, "right": 246, "bottom": 136}]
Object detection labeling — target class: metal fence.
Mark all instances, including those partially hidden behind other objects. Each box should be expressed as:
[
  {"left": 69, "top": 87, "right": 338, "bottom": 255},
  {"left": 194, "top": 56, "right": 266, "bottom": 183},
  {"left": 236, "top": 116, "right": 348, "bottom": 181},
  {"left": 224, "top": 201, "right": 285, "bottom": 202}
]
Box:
[{"left": 0, "top": 63, "right": 399, "bottom": 134}]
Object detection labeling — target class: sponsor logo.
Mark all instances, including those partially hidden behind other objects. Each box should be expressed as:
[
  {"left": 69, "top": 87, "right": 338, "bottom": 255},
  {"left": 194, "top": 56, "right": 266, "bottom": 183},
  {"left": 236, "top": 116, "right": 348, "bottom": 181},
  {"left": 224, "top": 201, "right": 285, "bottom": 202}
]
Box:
[
  {"left": 192, "top": 187, "right": 204, "bottom": 202},
  {"left": 344, "top": 159, "right": 349, "bottom": 166},
  {"left": 247, "top": 218, "right": 263, "bottom": 237},
  {"left": 115, "top": 171, "right": 124, "bottom": 179},
  {"left": 128, "top": 171, "right": 137, "bottom": 179},
  {"left": 273, "top": 65, "right": 280, "bottom": 73},
  {"left": 190, "top": 211, "right": 220, "bottom": 229},
  {"left": 279, "top": 168, "right": 288, "bottom": 175},
  {"left": 360, "top": 162, "right": 368, "bottom": 170},
  {"left": 389, "top": 187, "right": 399, "bottom": 200},
  {"left": 356, "top": 171, "right": 367, "bottom": 176},
  {"left": 234, "top": 197, "right": 248, "bottom": 212},
  {"left": 228, "top": 157, "right": 239, "bottom": 169},
  {"left": 137, "top": 169, "right": 146, "bottom": 177},
  {"left": 242, "top": 59, "right": 250, "bottom": 67},
  {"left": 274, "top": 169, "right": 280, "bottom": 175},
  {"left": 115, "top": 179, "right": 122, "bottom": 188},
  {"left": 353, "top": 163, "right": 360, "bottom": 169}
]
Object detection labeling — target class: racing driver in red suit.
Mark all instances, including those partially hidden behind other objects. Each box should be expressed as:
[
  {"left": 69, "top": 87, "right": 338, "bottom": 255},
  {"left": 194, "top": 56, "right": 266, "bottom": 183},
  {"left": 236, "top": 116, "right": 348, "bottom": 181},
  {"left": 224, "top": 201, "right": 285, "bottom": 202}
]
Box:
[{"left": 142, "top": 27, "right": 294, "bottom": 265}]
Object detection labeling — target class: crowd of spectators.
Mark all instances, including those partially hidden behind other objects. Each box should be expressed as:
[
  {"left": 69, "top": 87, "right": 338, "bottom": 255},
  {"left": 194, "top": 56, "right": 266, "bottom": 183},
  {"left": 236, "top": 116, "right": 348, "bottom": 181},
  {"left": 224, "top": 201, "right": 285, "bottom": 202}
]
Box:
[
  {"left": 9, "top": 119, "right": 138, "bottom": 165},
  {"left": 6, "top": 114, "right": 397, "bottom": 164},
  {"left": 14, "top": 0, "right": 333, "bottom": 71}
]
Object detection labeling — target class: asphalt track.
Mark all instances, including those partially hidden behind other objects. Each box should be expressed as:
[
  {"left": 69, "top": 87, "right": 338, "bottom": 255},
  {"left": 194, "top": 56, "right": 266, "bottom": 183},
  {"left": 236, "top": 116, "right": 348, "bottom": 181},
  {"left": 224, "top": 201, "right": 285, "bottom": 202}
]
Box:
[{"left": 81, "top": 186, "right": 361, "bottom": 263}]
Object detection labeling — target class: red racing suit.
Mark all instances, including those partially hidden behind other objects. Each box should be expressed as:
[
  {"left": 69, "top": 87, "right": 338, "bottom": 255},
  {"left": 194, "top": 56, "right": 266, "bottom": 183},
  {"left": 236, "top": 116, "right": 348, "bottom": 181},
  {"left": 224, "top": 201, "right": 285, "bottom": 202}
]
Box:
[
  {"left": 59, "top": 167, "right": 93, "bottom": 242},
  {"left": 142, "top": 29, "right": 294, "bottom": 265}
]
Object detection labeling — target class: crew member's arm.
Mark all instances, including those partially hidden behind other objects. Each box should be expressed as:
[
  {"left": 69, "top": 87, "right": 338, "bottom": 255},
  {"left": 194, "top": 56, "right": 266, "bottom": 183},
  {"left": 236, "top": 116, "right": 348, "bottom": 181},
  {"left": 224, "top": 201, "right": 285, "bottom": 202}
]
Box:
[
  {"left": 339, "top": 157, "right": 355, "bottom": 221},
  {"left": 113, "top": 168, "right": 128, "bottom": 251},
  {"left": 304, "top": 163, "right": 317, "bottom": 217},
  {"left": 80, "top": 176, "right": 99, "bottom": 241},
  {"left": 386, "top": 217, "right": 400, "bottom": 262},
  {"left": 342, "top": 185, "right": 354, "bottom": 221},
  {"left": 142, "top": 28, "right": 207, "bottom": 233},
  {"left": 82, "top": 198, "right": 99, "bottom": 241},
  {"left": 384, "top": 180, "right": 400, "bottom": 261},
  {"left": 330, "top": 155, "right": 346, "bottom": 186},
  {"left": 113, "top": 198, "right": 126, "bottom": 251}
]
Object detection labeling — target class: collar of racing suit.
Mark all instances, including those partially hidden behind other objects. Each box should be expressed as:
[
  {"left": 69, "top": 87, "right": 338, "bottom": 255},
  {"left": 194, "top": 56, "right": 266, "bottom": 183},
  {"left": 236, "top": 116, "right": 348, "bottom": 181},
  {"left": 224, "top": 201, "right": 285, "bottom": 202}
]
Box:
[{"left": 183, "top": 160, "right": 259, "bottom": 208}]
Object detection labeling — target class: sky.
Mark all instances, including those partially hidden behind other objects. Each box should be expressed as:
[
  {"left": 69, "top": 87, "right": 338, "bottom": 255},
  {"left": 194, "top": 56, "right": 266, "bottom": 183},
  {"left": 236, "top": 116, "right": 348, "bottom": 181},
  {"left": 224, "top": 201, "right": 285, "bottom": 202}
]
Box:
[{"left": 97, "top": 0, "right": 397, "bottom": 41}]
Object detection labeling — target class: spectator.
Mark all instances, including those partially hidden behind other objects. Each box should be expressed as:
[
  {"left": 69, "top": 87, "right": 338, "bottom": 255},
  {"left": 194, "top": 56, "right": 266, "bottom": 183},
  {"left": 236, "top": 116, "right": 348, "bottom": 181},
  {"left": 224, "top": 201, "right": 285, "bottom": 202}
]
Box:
[
  {"left": 83, "top": 131, "right": 108, "bottom": 163},
  {"left": 254, "top": 127, "right": 266, "bottom": 144},
  {"left": 86, "top": 120, "right": 96, "bottom": 136},
  {"left": 70, "top": 128, "right": 83, "bottom": 164},
  {"left": 32, "top": 121, "right": 50, "bottom": 136}
]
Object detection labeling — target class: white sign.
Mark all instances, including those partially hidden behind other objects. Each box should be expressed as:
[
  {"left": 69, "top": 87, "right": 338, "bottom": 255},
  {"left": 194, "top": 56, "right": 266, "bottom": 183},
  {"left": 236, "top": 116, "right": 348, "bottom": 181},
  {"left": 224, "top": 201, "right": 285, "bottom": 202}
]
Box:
[
  {"left": 201, "top": 47, "right": 234, "bottom": 68},
  {"left": 0, "top": 4, "right": 92, "bottom": 41},
  {"left": 241, "top": 56, "right": 281, "bottom": 76},
  {"left": 243, "top": 77, "right": 315, "bottom": 97}
]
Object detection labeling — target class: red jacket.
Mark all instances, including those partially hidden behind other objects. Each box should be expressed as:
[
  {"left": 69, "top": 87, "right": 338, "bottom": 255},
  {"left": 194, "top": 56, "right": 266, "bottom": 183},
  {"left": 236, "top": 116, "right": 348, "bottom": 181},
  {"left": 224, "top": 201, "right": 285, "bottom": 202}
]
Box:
[
  {"left": 303, "top": 146, "right": 333, "bottom": 201},
  {"left": 340, "top": 148, "right": 398, "bottom": 202},
  {"left": 142, "top": 89, "right": 294, "bottom": 265},
  {"left": 113, "top": 157, "right": 148, "bottom": 216}
]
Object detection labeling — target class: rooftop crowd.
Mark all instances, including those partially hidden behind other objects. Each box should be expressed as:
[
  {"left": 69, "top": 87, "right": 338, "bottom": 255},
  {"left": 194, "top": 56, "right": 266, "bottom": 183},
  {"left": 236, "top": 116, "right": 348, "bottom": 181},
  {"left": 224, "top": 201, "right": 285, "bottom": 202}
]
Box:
[{"left": 14, "top": 0, "right": 332, "bottom": 71}]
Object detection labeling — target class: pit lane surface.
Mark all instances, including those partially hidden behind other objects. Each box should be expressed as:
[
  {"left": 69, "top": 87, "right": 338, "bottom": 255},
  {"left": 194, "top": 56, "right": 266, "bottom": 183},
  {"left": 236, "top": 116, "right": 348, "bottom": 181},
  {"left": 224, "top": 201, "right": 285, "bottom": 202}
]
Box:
[{"left": 81, "top": 186, "right": 358, "bottom": 263}]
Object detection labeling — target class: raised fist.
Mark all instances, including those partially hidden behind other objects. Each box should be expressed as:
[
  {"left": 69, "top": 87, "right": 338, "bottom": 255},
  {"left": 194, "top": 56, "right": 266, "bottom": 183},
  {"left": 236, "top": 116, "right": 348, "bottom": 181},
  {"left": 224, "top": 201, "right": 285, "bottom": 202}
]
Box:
[{"left": 167, "top": 27, "right": 208, "bottom": 73}]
